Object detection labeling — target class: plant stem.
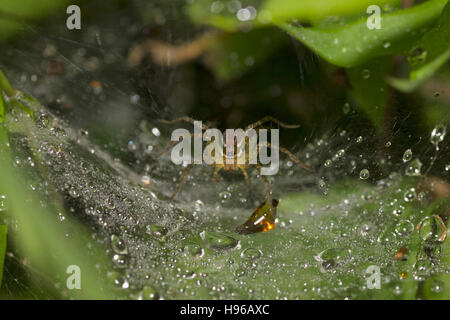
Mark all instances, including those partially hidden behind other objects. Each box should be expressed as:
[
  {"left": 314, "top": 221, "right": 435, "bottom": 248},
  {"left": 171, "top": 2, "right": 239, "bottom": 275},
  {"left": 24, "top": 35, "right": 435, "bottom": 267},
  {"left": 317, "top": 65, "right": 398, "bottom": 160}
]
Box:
[{"left": 0, "top": 70, "right": 16, "bottom": 97}]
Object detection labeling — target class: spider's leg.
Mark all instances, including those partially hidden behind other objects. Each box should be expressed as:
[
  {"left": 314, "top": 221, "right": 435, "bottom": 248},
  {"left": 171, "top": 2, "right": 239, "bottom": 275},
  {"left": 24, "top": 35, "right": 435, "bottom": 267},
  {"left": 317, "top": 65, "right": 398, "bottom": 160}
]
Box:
[
  {"left": 156, "top": 132, "right": 199, "bottom": 158},
  {"left": 170, "top": 163, "right": 195, "bottom": 201},
  {"left": 239, "top": 166, "right": 251, "bottom": 188},
  {"left": 245, "top": 116, "right": 300, "bottom": 131},
  {"left": 258, "top": 142, "right": 313, "bottom": 172},
  {"left": 213, "top": 166, "right": 223, "bottom": 182},
  {"left": 256, "top": 164, "right": 274, "bottom": 213},
  {"left": 158, "top": 117, "right": 209, "bottom": 130}
]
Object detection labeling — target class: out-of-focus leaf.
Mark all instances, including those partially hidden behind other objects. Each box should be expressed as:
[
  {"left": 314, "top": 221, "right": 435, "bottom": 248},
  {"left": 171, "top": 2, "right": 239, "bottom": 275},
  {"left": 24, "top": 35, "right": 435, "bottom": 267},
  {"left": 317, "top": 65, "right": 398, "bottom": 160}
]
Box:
[
  {"left": 0, "top": 91, "right": 4, "bottom": 123},
  {"left": 278, "top": 0, "right": 447, "bottom": 68},
  {"left": 422, "top": 103, "right": 450, "bottom": 130},
  {"left": 0, "top": 70, "right": 15, "bottom": 97},
  {"left": 0, "top": 0, "right": 74, "bottom": 41},
  {"left": 0, "top": 89, "right": 6, "bottom": 288},
  {"left": 0, "top": 225, "right": 6, "bottom": 287},
  {"left": 262, "top": 0, "right": 398, "bottom": 24},
  {"left": 204, "top": 27, "right": 286, "bottom": 82},
  {"left": 0, "top": 71, "right": 116, "bottom": 298},
  {"left": 186, "top": 0, "right": 399, "bottom": 31},
  {"left": 185, "top": 0, "right": 261, "bottom": 32},
  {"left": 0, "top": 124, "right": 115, "bottom": 299},
  {"left": 346, "top": 57, "right": 393, "bottom": 128},
  {"left": 389, "top": 1, "right": 450, "bottom": 92}
]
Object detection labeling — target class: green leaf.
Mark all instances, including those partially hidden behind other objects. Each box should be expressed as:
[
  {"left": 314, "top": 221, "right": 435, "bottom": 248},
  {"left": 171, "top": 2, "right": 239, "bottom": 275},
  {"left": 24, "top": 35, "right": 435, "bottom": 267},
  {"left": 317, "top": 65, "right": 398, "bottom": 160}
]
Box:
[
  {"left": 0, "top": 224, "right": 6, "bottom": 287},
  {"left": 0, "top": 0, "right": 74, "bottom": 41},
  {"left": 0, "top": 70, "right": 16, "bottom": 97},
  {"left": 389, "top": 1, "right": 450, "bottom": 92},
  {"left": 0, "top": 137, "right": 115, "bottom": 299},
  {"left": 278, "top": 0, "right": 448, "bottom": 68},
  {"left": 185, "top": 0, "right": 260, "bottom": 32},
  {"left": 346, "top": 57, "right": 393, "bottom": 128},
  {"left": 205, "top": 27, "right": 286, "bottom": 82},
  {"left": 0, "top": 114, "right": 115, "bottom": 299},
  {"left": 186, "top": 0, "right": 399, "bottom": 31},
  {"left": 0, "top": 92, "right": 5, "bottom": 123},
  {"left": 168, "top": 177, "right": 441, "bottom": 299},
  {"left": 263, "top": 0, "right": 398, "bottom": 24}
]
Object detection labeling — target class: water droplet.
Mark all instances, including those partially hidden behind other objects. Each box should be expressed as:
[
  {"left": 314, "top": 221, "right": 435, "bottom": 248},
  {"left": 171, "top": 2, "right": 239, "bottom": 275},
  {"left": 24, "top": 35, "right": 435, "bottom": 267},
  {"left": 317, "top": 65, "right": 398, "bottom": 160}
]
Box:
[
  {"left": 413, "top": 258, "right": 432, "bottom": 281},
  {"left": 392, "top": 204, "right": 405, "bottom": 217},
  {"left": 343, "top": 103, "right": 351, "bottom": 114},
  {"left": 377, "top": 229, "right": 396, "bottom": 245},
  {"left": 112, "top": 254, "right": 128, "bottom": 268},
  {"left": 417, "top": 215, "right": 447, "bottom": 242},
  {"left": 0, "top": 195, "right": 7, "bottom": 212},
  {"left": 318, "top": 178, "right": 327, "bottom": 189},
  {"left": 234, "top": 268, "right": 246, "bottom": 277},
  {"left": 240, "top": 248, "right": 262, "bottom": 260},
  {"left": 324, "top": 159, "right": 332, "bottom": 168},
  {"left": 130, "top": 94, "right": 140, "bottom": 104},
  {"left": 395, "top": 220, "right": 414, "bottom": 236},
  {"left": 68, "top": 188, "right": 79, "bottom": 198},
  {"left": 430, "top": 123, "right": 446, "bottom": 149},
  {"left": 402, "top": 149, "right": 412, "bottom": 162},
  {"left": 392, "top": 284, "right": 403, "bottom": 295},
  {"left": 184, "top": 243, "right": 204, "bottom": 258},
  {"left": 200, "top": 231, "right": 238, "bottom": 250},
  {"left": 403, "top": 188, "right": 417, "bottom": 202},
  {"left": 359, "top": 169, "right": 370, "bottom": 180},
  {"left": 36, "top": 113, "right": 49, "bottom": 128},
  {"left": 237, "top": 8, "right": 251, "bottom": 21},
  {"left": 137, "top": 285, "right": 159, "bottom": 300},
  {"left": 430, "top": 279, "right": 444, "bottom": 293},
  {"left": 362, "top": 69, "right": 370, "bottom": 79},
  {"left": 408, "top": 47, "right": 427, "bottom": 65},
  {"left": 78, "top": 128, "right": 89, "bottom": 136},
  {"left": 111, "top": 234, "right": 128, "bottom": 254},
  {"left": 405, "top": 158, "right": 422, "bottom": 176},
  {"left": 107, "top": 271, "right": 129, "bottom": 289},
  {"left": 315, "top": 248, "right": 350, "bottom": 267},
  {"left": 152, "top": 127, "right": 161, "bottom": 137},
  {"left": 146, "top": 225, "right": 168, "bottom": 238},
  {"left": 127, "top": 140, "right": 137, "bottom": 151}
]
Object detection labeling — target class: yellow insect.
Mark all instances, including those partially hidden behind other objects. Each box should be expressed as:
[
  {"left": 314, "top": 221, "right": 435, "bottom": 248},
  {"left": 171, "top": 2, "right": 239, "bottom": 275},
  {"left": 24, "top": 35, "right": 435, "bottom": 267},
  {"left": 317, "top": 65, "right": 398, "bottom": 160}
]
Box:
[{"left": 157, "top": 116, "right": 312, "bottom": 211}]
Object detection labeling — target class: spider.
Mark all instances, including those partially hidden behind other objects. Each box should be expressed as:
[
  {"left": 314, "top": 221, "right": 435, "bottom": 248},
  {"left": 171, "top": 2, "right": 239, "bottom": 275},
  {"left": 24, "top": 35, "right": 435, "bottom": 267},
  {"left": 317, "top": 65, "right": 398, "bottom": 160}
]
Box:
[{"left": 157, "top": 116, "right": 312, "bottom": 211}]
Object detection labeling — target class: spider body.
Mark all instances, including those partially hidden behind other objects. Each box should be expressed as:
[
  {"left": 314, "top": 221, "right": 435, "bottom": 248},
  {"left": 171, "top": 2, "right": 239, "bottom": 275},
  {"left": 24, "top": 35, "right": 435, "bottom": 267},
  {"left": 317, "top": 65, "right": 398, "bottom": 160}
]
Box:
[{"left": 157, "top": 116, "right": 312, "bottom": 211}]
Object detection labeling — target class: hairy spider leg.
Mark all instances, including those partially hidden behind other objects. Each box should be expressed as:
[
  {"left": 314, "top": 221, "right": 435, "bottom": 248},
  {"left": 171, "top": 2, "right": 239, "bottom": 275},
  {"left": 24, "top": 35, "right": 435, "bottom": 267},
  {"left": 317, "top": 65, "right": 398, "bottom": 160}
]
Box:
[
  {"left": 156, "top": 132, "right": 201, "bottom": 158},
  {"left": 245, "top": 115, "right": 300, "bottom": 132},
  {"left": 213, "top": 166, "right": 222, "bottom": 182},
  {"left": 256, "top": 164, "right": 274, "bottom": 213},
  {"left": 258, "top": 142, "right": 313, "bottom": 172},
  {"left": 170, "top": 163, "right": 195, "bottom": 201},
  {"left": 239, "top": 166, "right": 251, "bottom": 187}
]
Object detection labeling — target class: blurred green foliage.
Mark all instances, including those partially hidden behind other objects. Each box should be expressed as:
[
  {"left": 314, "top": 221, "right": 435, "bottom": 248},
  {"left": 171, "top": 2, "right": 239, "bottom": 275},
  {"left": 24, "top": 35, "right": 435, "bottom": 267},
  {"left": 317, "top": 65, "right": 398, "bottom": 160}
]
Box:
[
  {"left": 0, "top": 76, "right": 116, "bottom": 298},
  {"left": 183, "top": 0, "right": 449, "bottom": 128},
  {"left": 0, "top": 226, "right": 5, "bottom": 287},
  {"left": 0, "top": 0, "right": 74, "bottom": 41},
  {"left": 389, "top": 1, "right": 450, "bottom": 91}
]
